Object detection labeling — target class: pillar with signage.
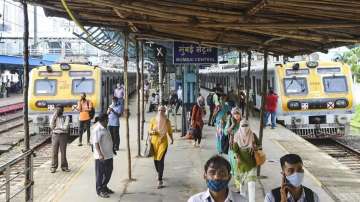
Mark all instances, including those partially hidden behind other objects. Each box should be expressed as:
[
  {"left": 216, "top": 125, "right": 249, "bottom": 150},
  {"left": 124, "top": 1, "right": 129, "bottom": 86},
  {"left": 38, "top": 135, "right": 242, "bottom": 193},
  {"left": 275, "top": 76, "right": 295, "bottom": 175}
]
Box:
[
  {"left": 154, "top": 45, "right": 166, "bottom": 105},
  {"left": 173, "top": 42, "right": 218, "bottom": 136}
]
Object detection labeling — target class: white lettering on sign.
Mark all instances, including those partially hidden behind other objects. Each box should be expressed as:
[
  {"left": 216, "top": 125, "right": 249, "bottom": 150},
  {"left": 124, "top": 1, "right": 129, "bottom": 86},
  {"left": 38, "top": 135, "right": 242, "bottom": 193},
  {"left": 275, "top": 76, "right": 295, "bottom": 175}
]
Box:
[{"left": 157, "top": 47, "right": 164, "bottom": 57}]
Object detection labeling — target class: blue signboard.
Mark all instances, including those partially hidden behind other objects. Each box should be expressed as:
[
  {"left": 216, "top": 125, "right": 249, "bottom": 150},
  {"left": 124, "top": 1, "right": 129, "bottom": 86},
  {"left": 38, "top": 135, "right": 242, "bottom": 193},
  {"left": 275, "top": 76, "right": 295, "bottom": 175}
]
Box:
[{"left": 173, "top": 42, "right": 218, "bottom": 64}]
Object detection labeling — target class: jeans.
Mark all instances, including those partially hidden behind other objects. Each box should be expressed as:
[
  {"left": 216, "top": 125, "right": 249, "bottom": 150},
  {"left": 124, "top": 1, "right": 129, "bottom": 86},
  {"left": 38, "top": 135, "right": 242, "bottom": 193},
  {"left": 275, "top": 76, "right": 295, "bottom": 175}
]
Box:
[
  {"left": 108, "top": 126, "right": 120, "bottom": 150},
  {"left": 264, "top": 111, "right": 276, "bottom": 128},
  {"left": 79, "top": 120, "right": 90, "bottom": 143},
  {"left": 95, "top": 158, "right": 113, "bottom": 194}
]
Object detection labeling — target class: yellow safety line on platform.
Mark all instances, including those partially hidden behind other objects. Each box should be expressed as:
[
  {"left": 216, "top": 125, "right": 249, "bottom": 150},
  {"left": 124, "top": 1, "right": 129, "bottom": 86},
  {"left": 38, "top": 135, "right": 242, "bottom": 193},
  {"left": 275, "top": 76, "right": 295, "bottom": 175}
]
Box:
[
  {"left": 271, "top": 139, "right": 324, "bottom": 188},
  {"left": 51, "top": 147, "right": 93, "bottom": 202}
]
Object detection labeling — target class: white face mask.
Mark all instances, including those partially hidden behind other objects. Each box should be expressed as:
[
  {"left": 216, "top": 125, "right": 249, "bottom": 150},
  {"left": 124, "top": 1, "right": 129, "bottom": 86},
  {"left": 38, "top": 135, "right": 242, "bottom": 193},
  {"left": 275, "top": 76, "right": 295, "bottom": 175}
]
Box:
[{"left": 286, "top": 172, "right": 304, "bottom": 187}]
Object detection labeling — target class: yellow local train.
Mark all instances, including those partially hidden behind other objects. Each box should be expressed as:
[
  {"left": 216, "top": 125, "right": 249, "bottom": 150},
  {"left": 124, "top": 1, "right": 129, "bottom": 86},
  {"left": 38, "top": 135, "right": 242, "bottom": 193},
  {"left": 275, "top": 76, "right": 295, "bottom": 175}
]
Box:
[
  {"left": 28, "top": 63, "right": 137, "bottom": 135},
  {"left": 200, "top": 60, "right": 354, "bottom": 138}
]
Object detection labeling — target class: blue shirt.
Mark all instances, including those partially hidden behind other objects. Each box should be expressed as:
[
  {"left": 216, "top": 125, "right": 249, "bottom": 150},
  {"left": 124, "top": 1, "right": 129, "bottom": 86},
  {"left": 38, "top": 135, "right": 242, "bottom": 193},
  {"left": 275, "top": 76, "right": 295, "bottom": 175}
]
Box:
[{"left": 108, "top": 103, "right": 122, "bottom": 126}]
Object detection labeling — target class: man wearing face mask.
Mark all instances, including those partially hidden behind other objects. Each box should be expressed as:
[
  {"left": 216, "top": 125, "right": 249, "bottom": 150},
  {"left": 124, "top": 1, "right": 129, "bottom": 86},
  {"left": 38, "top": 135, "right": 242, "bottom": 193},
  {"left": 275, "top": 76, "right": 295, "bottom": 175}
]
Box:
[
  {"left": 188, "top": 155, "right": 246, "bottom": 202},
  {"left": 264, "top": 154, "right": 319, "bottom": 202}
]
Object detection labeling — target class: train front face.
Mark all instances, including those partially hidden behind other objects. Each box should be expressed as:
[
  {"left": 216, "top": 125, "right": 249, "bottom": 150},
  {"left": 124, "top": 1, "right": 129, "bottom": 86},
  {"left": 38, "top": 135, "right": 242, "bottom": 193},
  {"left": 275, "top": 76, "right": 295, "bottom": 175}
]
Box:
[
  {"left": 276, "top": 61, "right": 354, "bottom": 139},
  {"left": 28, "top": 64, "right": 101, "bottom": 135}
]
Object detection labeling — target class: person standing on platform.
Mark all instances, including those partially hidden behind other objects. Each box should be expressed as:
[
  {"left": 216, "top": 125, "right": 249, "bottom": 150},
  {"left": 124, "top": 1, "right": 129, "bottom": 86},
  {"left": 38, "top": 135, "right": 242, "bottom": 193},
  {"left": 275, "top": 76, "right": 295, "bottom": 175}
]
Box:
[
  {"left": 77, "top": 93, "right": 93, "bottom": 146},
  {"left": 50, "top": 105, "right": 70, "bottom": 173},
  {"left": 187, "top": 155, "right": 247, "bottom": 202},
  {"left": 224, "top": 107, "right": 242, "bottom": 188},
  {"left": 93, "top": 113, "right": 115, "bottom": 198},
  {"left": 239, "top": 86, "right": 246, "bottom": 117},
  {"left": 176, "top": 85, "right": 183, "bottom": 114},
  {"left": 232, "top": 120, "right": 259, "bottom": 202},
  {"left": 144, "top": 80, "right": 150, "bottom": 103},
  {"left": 113, "top": 83, "right": 124, "bottom": 105},
  {"left": 264, "top": 88, "right": 278, "bottom": 129},
  {"left": 191, "top": 96, "right": 206, "bottom": 147},
  {"left": 107, "top": 96, "right": 123, "bottom": 152},
  {"left": 148, "top": 93, "right": 158, "bottom": 112},
  {"left": 148, "top": 106, "right": 174, "bottom": 189},
  {"left": 214, "top": 95, "right": 231, "bottom": 154},
  {"left": 206, "top": 89, "right": 216, "bottom": 126},
  {"left": 264, "top": 154, "right": 319, "bottom": 202}
]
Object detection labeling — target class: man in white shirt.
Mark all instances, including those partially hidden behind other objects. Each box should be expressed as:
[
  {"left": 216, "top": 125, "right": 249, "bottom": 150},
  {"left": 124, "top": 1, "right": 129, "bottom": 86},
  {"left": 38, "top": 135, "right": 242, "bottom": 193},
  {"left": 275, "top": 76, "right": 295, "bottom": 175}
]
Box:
[
  {"left": 188, "top": 155, "right": 247, "bottom": 202},
  {"left": 93, "top": 113, "right": 114, "bottom": 198},
  {"left": 264, "top": 154, "right": 319, "bottom": 202},
  {"left": 176, "top": 85, "right": 183, "bottom": 114}
]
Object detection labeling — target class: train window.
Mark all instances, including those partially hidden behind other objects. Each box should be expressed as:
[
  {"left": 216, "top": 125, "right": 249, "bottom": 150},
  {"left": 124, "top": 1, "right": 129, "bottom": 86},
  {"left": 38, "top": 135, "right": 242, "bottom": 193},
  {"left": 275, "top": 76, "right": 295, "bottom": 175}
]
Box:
[
  {"left": 323, "top": 76, "right": 347, "bottom": 93},
  {"left": 317, "top": 67, "right": 341, "bottom": 74},
  {"left": 72, "top": 79, "right": 94, "bottom": 94},
  {"left": 35, "top": 79, "right": 57, "bottom": 95},
  {"left": 284, "top": 77, "right": 308, "bottom": 94}
]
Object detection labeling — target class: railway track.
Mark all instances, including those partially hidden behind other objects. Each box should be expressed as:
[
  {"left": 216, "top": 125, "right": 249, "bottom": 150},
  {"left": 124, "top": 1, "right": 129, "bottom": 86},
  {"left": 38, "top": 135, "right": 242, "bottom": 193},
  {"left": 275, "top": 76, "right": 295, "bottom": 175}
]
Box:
[{"left": 310, "top": 139, "right": 360, "bottom": 174}]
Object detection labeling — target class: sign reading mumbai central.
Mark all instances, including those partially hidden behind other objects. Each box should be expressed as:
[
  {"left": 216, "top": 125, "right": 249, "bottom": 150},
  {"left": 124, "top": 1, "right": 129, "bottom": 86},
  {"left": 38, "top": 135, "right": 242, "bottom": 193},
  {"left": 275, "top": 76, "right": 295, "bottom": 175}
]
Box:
[{"left": 173, "top": 42, "right": 218, "bottom": 64}]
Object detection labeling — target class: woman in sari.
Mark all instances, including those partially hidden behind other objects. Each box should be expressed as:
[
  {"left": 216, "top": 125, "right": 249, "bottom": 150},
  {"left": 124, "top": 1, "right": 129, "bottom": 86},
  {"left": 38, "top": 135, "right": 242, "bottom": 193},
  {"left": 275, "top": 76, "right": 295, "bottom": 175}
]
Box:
[
  {"left": 231, "top": 120, "right": 259, "bottom": 202},
  {"left": 149, "top": 106, "right": 174, "bottom": 188},
  {"left": 224, "top": 107, "right": 242, "bottom": 186},
  {"left": 214, "top": 95, "right": 231, "bottom": 154}
]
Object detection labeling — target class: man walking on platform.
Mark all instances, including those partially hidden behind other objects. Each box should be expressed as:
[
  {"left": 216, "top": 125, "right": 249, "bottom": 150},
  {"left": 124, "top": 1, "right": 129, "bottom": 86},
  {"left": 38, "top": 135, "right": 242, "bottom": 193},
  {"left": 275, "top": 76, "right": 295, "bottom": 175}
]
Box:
[
  {"left": 113, "top": 83, "right": 125, "bottom": 105},
  {"left": 176, "top": 85, "right": 183, "bottom": 114},
  {"left": 77, "top": 93, "right": 93, "bottom": 146},
  {"left": 239, "top": 86, "right": 246, "bottom": 117},
  {"left": 93, "top": 113, "right": 115, "bottom": 198},
  {"left": 264, "top": 154, "right": 319, "bottom": 202},
  {"left": 50, "top": 105, "right": 70, "bottom": 173},
  {"left": 107, "top": 96, "right": 123, "bottom": 151},
  {"left": 206, "top": 89, "right": 216, "bottom": 126},
  {"left": 264, "top": 88, "right": 278, "bottom": 129}
]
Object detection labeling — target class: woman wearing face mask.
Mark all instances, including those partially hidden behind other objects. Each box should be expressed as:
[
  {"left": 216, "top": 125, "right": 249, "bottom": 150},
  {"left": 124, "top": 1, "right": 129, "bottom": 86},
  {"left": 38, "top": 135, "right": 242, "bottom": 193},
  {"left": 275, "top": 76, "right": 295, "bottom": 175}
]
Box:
[
  {"left": 190, "top": 96, "right": 206, "bottom": 147},
  {"left": 214, "top": 95, "right": 231, "bottom": 154},
  {"left": 188, "top": 155, "right": 246, "bottom": 202},
  {"left": 231, "top": 120, "right": 259, "bottom": 202},
  {"left": 149, "top": 106, "right": 174, "bottom": 189},
  {"left": 224, "top": 107, "right": 242, "bottom": 189}
]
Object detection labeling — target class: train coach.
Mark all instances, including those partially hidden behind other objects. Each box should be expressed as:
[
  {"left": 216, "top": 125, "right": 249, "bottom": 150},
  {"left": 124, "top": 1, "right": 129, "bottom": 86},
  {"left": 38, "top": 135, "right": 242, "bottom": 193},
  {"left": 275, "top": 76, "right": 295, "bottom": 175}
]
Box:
[
  {"left": 200, "top": 60, "right": 354, "bottom": 138},
  {"left": 28, "top": 63, "right": 137, "bottom": 135}
]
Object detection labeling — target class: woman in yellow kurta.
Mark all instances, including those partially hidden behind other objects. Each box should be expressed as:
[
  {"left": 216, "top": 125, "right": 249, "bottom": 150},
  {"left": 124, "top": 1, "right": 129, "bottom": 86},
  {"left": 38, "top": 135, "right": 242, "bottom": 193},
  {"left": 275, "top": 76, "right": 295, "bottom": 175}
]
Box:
[{"left": 149, "top": 105, "right": 174, "bottom": 188}]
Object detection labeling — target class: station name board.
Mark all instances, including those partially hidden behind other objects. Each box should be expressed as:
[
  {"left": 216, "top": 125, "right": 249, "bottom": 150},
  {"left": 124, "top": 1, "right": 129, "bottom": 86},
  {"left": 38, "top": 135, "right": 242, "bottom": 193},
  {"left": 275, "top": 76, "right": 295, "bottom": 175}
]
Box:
[{"left": 173, "top": 42, "right": 218, "bottom": 64}]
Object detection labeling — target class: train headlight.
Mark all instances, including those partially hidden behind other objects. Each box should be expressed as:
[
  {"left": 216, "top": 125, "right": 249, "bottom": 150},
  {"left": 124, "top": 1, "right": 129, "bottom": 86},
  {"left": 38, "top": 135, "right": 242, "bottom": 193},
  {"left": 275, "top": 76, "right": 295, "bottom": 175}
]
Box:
[
  {"left": 335, "top": 99, "right": 348, "bottom": 108},
  {"left": 36, "top": 101, "right": 47, "bottom": 108},
  {"left": 306, "top": 61, "right": 318, "bottom": 68},
  {"left": 288, "top": 101, "right": 301, "bottom": 110},
  {"left": 336, "top": 115, "right": 348, "bottom": 124}
]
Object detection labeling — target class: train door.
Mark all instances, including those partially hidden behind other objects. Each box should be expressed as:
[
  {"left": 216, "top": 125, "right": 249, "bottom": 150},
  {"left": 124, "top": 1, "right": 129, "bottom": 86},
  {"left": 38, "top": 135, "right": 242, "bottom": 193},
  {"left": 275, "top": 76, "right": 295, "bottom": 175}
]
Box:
[{"left": 106, "top": 77, "right": 110, "bottom": 108}]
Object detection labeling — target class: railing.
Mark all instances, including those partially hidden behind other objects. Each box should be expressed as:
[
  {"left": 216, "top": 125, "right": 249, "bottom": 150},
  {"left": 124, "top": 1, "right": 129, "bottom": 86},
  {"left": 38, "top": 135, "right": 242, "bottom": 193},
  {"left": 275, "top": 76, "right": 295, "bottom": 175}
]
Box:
[{"left": 0, "top": 150, "right": 34, "bottom": 202}]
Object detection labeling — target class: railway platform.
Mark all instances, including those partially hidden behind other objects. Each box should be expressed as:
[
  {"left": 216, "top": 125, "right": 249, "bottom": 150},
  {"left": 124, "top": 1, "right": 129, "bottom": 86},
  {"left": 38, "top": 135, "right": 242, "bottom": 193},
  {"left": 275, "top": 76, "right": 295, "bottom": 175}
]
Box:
[
  {"left": 0, "top": 94, "right": 22, "bottom": 108},
  {"left": 19, "top": 97, "right": 359, "bottom": 202}
]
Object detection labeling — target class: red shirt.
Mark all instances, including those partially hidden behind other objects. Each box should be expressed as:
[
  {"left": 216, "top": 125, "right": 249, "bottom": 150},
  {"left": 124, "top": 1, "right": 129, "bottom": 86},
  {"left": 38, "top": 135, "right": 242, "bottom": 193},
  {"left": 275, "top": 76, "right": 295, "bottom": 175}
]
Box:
[{"left": 265, "top": 93, "right": 278, "bottom": 112}]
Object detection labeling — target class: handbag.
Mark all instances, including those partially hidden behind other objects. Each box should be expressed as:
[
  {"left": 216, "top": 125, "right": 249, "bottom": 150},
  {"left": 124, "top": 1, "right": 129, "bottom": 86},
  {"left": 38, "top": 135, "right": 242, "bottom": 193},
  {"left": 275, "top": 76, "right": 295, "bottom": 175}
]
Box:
[
  {"left": 143, "top": 133, "right": 154, "bottom": 157},
  {"left": 254, "top": 149, "right": 266, "bottom": 166}
]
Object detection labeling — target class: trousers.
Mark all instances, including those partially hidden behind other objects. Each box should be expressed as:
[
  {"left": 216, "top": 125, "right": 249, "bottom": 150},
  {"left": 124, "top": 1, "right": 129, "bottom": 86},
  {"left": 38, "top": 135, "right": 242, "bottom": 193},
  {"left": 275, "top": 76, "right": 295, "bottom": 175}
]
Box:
[
  {"left": 154, "top": 149, "right": 167, "bottom": 181},
  {"left": 79, "top": 120, "right": 90, "bottom": 143},
  {"left": 51, "top": 133, "right": 68, "bottom": 169},
  {"left": 108, "top": 126, "right": 120, "bottom": 150},
  {"left": 95, "top": 158, "right": 113, "bottom": 194}
]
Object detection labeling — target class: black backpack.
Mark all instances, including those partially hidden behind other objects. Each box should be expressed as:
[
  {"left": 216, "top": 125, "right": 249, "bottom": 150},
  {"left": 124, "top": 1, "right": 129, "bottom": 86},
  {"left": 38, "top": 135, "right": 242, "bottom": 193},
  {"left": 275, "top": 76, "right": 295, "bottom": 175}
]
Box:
[
  {"left": 271, "top": 186, "right": 314, "bottom": 202},
  {"left": 87, "top": 101, "right": 95, "bottom": 120},
  {"left": 206, "top": 93, "right": 214, "bottom": 106}
]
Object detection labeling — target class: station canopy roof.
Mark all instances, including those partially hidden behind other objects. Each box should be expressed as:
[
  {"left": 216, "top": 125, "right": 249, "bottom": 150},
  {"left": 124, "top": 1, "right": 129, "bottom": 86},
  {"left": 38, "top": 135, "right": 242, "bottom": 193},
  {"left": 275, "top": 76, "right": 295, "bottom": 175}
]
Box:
[{"left": 28, "top": 0, "right": 360, "bottom": 56}]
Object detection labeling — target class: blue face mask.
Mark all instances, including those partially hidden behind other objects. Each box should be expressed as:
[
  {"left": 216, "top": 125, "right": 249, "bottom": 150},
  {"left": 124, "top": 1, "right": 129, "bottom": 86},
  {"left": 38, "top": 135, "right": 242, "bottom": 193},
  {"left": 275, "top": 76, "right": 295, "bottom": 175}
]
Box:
[{"left": 206, "top": 179, "right": 229, "bottom": 192}]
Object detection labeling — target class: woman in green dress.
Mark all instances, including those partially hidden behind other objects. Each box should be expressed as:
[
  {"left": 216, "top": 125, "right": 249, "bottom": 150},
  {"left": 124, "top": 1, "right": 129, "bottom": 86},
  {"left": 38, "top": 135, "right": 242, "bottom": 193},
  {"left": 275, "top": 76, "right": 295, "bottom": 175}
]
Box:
[
  {"left": 231, "top": 120, "right": 259, "bottom": 202},
  {"left": 224, "top": 107, "right": 242, "bottom": 189}
]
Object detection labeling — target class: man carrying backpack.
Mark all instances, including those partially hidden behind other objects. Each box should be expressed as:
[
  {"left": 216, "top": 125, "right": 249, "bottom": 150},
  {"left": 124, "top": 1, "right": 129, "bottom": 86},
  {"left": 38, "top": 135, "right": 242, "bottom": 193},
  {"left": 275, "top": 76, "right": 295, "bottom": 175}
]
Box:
[
  {"left": 77, "top": 93, "right": 94, "bottom": 146},
  {"left": 264, "top": 154, "right": 319, "bottom": 202},
  {"left": 206, "top": 90, "right": 215, "bottom": 126}
]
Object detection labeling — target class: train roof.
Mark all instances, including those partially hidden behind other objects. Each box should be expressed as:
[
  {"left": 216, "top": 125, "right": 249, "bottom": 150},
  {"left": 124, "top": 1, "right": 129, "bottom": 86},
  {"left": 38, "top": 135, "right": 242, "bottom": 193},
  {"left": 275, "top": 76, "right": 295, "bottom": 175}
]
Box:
[{"left": 32, "top": 63, "right": 137, "bottom": 73}]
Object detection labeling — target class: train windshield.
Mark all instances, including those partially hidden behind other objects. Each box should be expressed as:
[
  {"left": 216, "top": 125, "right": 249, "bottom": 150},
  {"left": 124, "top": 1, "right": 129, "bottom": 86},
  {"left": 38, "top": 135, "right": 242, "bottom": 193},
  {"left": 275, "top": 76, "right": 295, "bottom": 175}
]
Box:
[
  {"left": 35, "top": 79, "right": 56, "bottom": 95},
  {"left": 72, "top": 79, "right": 94, "bottom": 94},
  {"left": 284, "top": 77, "right": 307, "bottom": 94},
  {"left": 323, "top": 76, "right": 347, "bottom": 93}
]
